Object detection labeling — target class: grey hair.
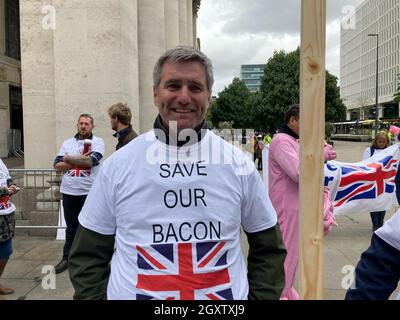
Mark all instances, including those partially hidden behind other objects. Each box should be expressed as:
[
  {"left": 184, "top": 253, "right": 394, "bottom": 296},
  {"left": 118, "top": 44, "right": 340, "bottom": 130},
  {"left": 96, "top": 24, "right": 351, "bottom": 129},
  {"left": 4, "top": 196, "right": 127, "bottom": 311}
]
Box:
[{"left": 153, "top": 46, "right": 214, "bottom": 91}]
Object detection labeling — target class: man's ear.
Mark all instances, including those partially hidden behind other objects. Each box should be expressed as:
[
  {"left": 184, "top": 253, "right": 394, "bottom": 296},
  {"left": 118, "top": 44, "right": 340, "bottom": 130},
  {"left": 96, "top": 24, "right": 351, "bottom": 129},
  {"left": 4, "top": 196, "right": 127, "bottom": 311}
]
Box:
[
  {"left": 153, "top": 86, "right": 159, "bottom": 107},
  {"left": 206, "top": 92, "right": 212, "bottom": 111}
]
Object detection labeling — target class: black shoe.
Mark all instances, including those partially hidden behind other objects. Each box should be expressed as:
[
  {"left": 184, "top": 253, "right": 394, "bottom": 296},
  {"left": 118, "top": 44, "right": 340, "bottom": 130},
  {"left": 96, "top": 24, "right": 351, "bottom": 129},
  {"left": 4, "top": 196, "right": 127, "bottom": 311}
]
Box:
[{"left": 54, "top": 259, "right": 68, "bottom": 274}]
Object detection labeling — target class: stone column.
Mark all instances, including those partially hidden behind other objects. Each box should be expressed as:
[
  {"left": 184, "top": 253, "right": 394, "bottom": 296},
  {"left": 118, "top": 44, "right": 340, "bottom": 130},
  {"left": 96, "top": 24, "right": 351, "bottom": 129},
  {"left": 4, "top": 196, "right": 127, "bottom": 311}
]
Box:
[
  {"left": 52, "top": 0, "right": 140, "bottom": 158},
  {"left": 20, "top": 0, "right": 56, "bottom": 168},
  {"left": 164, "top": 0, "right": 179, "bottom": 50},
  {"left": 137, "top": 0, "right": 165, "bottom": 133},
  {"left": 178, "top": 0, "right": 188, "bottom": 45},
  {"left": 186, "top": 0, "right": 193, "bottom": 46},
  {"left": 0, "top": 0, "right": 5, "bottom": 54},
  {"left": 21, "top": 0, "right": 140, "bottom": 166}
]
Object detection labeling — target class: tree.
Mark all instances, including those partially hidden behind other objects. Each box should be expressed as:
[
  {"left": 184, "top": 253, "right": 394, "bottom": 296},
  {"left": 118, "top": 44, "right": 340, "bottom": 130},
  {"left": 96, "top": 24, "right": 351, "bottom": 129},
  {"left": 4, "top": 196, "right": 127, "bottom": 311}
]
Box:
[
  {"left": 260, "top": 48, "right": 347, "bottom": 131},
  {"left": 209, "top": 78, "right": 251, "bottom": 128},
  {"left": 325, "top": 72, "right": 347, "bottom": 122},
  {"left": 394, "top": 73, "right": 400, "bottom": 104}
]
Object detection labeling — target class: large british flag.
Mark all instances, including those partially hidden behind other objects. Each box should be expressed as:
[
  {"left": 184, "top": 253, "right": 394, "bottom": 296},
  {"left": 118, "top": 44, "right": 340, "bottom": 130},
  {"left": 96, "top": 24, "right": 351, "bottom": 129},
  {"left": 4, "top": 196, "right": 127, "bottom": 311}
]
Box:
[
  {"left": 135, "top": 242, "right": 233, "bottom": 300},
  {"left": 325, "top": 143, "right": 400, "bottom": 215},
  {"left": 66, "top": 167, "right": 91, "bottom": 178}
]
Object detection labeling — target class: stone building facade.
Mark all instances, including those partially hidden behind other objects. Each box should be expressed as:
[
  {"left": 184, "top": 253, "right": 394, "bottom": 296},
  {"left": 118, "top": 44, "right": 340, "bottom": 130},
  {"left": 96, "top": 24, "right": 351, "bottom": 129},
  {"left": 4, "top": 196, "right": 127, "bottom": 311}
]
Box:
[{"left": 0, "top": 0, "right": 201, "bottom": 167}]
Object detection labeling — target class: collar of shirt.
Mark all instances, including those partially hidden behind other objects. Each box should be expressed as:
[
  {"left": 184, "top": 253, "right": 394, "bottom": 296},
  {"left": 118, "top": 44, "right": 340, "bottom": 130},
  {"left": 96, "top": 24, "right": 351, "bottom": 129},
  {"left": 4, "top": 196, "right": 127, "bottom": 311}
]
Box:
[
  {"left": 113, "top": 126, "right": 132, "bottom": 140},
  {"left": 74, "top": 133, "right": 94, "bottom": 140},
  {"left": 153, "top": 114, "right": 207, "bottom": 147}
]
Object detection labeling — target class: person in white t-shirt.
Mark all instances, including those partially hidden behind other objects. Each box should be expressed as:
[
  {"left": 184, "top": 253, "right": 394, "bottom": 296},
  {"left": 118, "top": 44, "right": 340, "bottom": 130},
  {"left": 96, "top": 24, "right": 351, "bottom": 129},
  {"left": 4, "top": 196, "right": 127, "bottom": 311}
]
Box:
[
  {"left": 0, "top": 159, "right": 20, "bottom": 298},
  {"left": 362, "top": 131, "right": 390, "bottom": 231},
  {"left": 53, "top": 114, "right": 105, "bottom": 274},
  {"left": 68, "top": 46, "right": 286, "bottom": 300},
  {"left": 346, "top": 209, "right": 400, "bottom": 300}
]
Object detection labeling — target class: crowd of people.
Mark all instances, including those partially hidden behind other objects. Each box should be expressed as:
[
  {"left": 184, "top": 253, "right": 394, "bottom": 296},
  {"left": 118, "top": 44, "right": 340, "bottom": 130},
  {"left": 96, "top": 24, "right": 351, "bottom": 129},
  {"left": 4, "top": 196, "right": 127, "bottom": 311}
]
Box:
[{"left": 0, "top": 46, "right": 399, "bottom": 300}]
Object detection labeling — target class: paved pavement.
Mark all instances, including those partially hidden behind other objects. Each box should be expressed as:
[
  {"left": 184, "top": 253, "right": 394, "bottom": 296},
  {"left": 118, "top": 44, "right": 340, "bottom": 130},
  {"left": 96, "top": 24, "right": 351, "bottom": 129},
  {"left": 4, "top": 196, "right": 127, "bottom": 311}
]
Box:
[{"left": 1, "top": 140, "right": 399, "bottom": 300}]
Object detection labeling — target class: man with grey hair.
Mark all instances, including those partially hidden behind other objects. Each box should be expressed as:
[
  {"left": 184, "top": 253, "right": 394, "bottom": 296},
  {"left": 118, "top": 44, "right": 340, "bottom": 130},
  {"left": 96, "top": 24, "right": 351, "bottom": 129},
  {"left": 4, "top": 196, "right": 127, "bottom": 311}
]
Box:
[{"left": 69, "top": 46, "right": 286, "bottom": 300}]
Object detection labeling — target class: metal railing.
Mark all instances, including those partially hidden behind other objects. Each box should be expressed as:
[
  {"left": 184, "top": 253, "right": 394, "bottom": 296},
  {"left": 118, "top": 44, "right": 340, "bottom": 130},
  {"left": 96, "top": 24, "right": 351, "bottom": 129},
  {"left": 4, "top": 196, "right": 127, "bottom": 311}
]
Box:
[
  {"left": 8, "top": 129, "right": 24, "bottom": 157},
  {"left": 8, "top": 169, "right": 65, "bottom": 231}
]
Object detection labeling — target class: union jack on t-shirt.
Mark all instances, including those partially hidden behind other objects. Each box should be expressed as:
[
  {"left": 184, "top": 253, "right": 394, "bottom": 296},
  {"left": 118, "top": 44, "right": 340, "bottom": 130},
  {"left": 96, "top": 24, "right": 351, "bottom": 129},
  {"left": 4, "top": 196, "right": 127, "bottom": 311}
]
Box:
[
  {"left": 66, "top": 167, "right": 91, "bottom": 178},
  {"left": 0, "top": 195, "right": 10, "bottom": 210},
  {"left": 136, "top": 241, "right": 233, "bottom": 300}
]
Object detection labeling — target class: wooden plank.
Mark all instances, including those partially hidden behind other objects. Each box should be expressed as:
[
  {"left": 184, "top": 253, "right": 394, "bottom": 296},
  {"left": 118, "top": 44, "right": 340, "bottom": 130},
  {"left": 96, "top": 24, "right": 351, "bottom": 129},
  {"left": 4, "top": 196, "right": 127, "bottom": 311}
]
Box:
[{"left": 299, "top": 0, "right": 327, "bottom": 300}]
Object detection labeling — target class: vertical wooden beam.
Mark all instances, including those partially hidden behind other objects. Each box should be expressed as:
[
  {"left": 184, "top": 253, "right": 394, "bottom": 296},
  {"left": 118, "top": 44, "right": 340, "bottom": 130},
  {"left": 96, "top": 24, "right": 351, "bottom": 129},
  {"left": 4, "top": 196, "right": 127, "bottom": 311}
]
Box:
[{"left": 299, "top": 0, "right": 326, "bottom": 300}]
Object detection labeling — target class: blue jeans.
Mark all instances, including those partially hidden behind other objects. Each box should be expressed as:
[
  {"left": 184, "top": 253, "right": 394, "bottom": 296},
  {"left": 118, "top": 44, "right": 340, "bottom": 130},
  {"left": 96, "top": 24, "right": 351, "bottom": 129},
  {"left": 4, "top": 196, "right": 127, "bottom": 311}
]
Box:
[{"left": 0, "top": 239, "right": 12, "bottom": 260}]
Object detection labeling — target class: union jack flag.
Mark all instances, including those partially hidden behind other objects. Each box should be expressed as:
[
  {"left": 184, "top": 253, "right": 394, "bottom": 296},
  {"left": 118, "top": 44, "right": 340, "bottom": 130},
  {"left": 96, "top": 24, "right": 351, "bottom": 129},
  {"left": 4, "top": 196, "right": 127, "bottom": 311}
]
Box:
[
  {"left": 136, "top": 242, "right": 233, "bottom": 300},
  {"left": 66, "top": 167, "right": 91, "bottom": 178},
  {"left": 333, "top": 156, "right": 397, "bottom": 208},
  {"left": 0, "top": 195, "right": 10, "bottom": 210}
]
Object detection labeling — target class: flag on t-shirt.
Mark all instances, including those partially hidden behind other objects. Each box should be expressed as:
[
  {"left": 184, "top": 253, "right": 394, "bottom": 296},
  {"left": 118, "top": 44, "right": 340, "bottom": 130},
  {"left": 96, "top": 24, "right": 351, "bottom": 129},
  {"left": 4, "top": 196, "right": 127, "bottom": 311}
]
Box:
[
  {"left": 325, "top": 143, "right": 400, "bottom": 215},
  {"left": 135, "top": 242, "right": 232, "bottom": 300}
]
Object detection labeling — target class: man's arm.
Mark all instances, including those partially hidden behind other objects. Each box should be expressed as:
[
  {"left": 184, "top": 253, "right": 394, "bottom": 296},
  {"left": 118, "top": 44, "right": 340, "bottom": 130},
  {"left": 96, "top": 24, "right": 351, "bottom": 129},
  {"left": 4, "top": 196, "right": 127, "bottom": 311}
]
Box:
[
  {"left": 68, "top": 225, "right": 115, "bottom": 300},
  {"left": 345, "top": 234, "right": 400, "bottom": 300},
  {"left": 53, "top": 152, "right": 103, "bottom": 172},
  {"left": 245, "top": 224, "right": 287, "bottom": 300}
]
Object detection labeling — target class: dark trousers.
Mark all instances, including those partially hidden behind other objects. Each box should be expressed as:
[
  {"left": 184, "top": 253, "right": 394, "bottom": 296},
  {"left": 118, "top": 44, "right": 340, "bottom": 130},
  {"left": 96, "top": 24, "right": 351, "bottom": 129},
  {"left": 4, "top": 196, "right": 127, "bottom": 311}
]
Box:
[
  {"left": 62, "top": 193, "right": 87, "bottom": 260},
  {"left": 369, "top": 211, "right": 385, "bottom": 231},
  {"left": 257, "top": 157, "right": 262, "bottom": 170}
]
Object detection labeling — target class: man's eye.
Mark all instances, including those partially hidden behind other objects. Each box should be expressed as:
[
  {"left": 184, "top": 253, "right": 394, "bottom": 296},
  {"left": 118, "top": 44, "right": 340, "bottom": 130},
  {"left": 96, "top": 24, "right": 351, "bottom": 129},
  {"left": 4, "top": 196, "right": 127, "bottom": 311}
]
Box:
[
  {"left": 167, "top": 84, "right": 179, "bottom": 90},
  {"left": 190, "top": 86, "right": 201, "bottom": 92}
]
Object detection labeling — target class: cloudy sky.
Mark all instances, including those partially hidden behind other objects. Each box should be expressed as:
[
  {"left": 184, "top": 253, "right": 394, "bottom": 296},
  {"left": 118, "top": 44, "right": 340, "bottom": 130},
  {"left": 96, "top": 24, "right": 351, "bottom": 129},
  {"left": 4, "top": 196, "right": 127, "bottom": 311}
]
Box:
[{"left": 197, "top": 0, "right": 365, "bottom": 95}]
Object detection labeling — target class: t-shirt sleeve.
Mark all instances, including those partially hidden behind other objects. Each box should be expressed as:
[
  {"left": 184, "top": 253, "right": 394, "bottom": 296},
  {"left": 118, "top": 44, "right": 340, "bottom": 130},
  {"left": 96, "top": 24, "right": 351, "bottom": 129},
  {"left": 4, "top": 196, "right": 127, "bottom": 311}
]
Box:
[
  {"left": 362, "top": 147, "right": 371, "bottom": 160},
  {"left": 241, "top": 166, "right": 278, "bottom": 233},
  {"left": 92, "top": 138, "right": 105, "bottom": 156},
  {"left": 57, "top": 142, "right": 67, "bottom": 157},
  {"left": 78, "top": 163, "right": 116, "bottom": 235}
]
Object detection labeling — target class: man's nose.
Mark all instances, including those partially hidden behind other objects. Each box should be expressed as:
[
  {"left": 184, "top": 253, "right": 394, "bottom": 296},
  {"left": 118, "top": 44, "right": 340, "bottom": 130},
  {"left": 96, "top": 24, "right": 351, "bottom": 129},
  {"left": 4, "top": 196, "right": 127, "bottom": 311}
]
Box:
[{"left": 177, "top": 87, "right": 190, "bottom": 105}]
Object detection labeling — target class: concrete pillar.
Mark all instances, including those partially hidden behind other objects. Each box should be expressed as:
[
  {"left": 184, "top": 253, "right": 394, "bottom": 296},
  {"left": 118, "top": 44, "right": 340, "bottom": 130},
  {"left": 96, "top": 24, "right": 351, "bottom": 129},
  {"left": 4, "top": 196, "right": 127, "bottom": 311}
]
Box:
[
  {"left": 178, "top": 0, "right": 188, "bottom": 45},
  {"left": 186, "top": 0, "right": 193, "bottom": 46},
  {"left": 21, "top": 0, "right": 140, "bottom": 167},
  {"left": 0, "top": 83, "right": 10, "bottom": 157},
  {"left": 20, "top": 0, "right": 56, "bottom": 168},
  {"left": 0, "top": 0, "right": 5, "bottom": 55},
  {"left": 164, "top": 0, "right": 179, "bottom": 50},
  {"left": 137, "top": 0, "right": 165, "bottom": 133}
]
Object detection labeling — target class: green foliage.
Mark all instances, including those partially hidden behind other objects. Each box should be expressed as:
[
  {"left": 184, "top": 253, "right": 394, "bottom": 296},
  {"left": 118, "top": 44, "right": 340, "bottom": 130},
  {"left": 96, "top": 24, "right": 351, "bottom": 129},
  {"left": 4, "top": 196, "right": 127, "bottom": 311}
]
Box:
[
  {"left": 209, "top": 78, "right": 251, "bottom": 128},
  {"left": 260, "top": 48, "right": 346, "bottom": 129},
  {"left": 260, "top": 48, "right": 301, "bottom": 130},
  {"left": 394, "top": 73, "right": 400, "bottom": 104},
  {"left": 209, "top": 48, "right": 347, "bottom": 132}
]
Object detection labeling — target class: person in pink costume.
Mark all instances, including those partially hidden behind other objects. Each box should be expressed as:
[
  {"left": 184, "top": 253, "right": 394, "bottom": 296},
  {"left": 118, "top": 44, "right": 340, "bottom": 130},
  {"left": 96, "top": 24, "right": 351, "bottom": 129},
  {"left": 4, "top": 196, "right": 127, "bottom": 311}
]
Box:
[{"left": 268, "top": 104, "right": 337, "bottom": 300}]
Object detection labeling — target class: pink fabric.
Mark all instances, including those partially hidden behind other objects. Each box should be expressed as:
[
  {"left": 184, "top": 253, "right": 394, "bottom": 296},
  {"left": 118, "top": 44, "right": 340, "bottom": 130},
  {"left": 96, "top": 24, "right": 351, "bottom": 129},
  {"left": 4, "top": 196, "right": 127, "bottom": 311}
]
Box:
[
  {"left": 323, "top": 187, "right": 338, "bottom": 236},
  {"left": 269, "top": 134, "right": 337, "bottom": 299},
  {"left": 269, "top": 133, "right": 300, "bottom": 300}
]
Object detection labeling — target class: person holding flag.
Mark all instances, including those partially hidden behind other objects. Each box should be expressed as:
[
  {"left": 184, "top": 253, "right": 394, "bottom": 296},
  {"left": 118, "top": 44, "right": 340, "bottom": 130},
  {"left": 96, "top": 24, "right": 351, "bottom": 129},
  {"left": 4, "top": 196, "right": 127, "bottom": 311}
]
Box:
[
  {"left": 269, "top": 104, "right": 337, "bottom": 300},
  {"left": 362, "top": 131, "right": 390, "bottom": 231}
]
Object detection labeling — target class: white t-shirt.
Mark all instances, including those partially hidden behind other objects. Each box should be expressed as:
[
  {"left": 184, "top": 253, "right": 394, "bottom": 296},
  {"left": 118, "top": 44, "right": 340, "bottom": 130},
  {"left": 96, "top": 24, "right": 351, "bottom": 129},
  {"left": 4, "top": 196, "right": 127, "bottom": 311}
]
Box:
[
  {"left": 376, "top": 209, "right": 400, "bottom": 251},
  {"left": 362, "top": 146, "right": 385, "bottom": 160},
  {"left": 79, "top": 130, "right": 278, "bottom": 300},
  {"left": 0, "top": 159, "right": 16, "bottom": 215},
  {"left": 58, "top": 135, "right": 105, "bottom": 196}
]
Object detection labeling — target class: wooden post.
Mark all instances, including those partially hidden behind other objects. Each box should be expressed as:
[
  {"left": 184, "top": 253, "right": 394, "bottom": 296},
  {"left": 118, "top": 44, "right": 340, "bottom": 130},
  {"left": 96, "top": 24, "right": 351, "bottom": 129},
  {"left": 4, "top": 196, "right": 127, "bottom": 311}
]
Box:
[{"left": 299, "top": 0, "right": 326, "bottom": 300}]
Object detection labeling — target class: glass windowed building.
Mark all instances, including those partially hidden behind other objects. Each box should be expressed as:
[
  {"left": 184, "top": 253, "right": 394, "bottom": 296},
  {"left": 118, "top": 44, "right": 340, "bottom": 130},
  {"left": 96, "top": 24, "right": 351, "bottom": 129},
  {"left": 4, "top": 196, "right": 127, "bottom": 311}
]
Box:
[
  {"left": 340, "top": 0, "right": 400, "bottom": 121},
  {"left": 240, "top": 64, "right": 266, "bottom": 92}
]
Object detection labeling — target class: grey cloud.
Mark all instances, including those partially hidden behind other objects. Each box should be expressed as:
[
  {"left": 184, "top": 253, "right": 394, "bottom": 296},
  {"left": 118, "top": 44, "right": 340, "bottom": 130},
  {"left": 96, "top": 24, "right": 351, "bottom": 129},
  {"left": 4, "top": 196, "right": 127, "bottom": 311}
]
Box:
[{"left": 218, "top": 0, "right": 364, "bottom": 37}]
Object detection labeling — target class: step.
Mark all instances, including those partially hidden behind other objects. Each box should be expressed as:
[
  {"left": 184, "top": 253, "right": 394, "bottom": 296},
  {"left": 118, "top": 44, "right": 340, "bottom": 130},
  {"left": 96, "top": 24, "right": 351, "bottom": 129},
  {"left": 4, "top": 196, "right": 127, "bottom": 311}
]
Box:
[
  {"left": 28, "top": 210, "right": 60, "bottom": 237},
  {"left": 15, "top": 219, "right": 31, "bottom": 236}
]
